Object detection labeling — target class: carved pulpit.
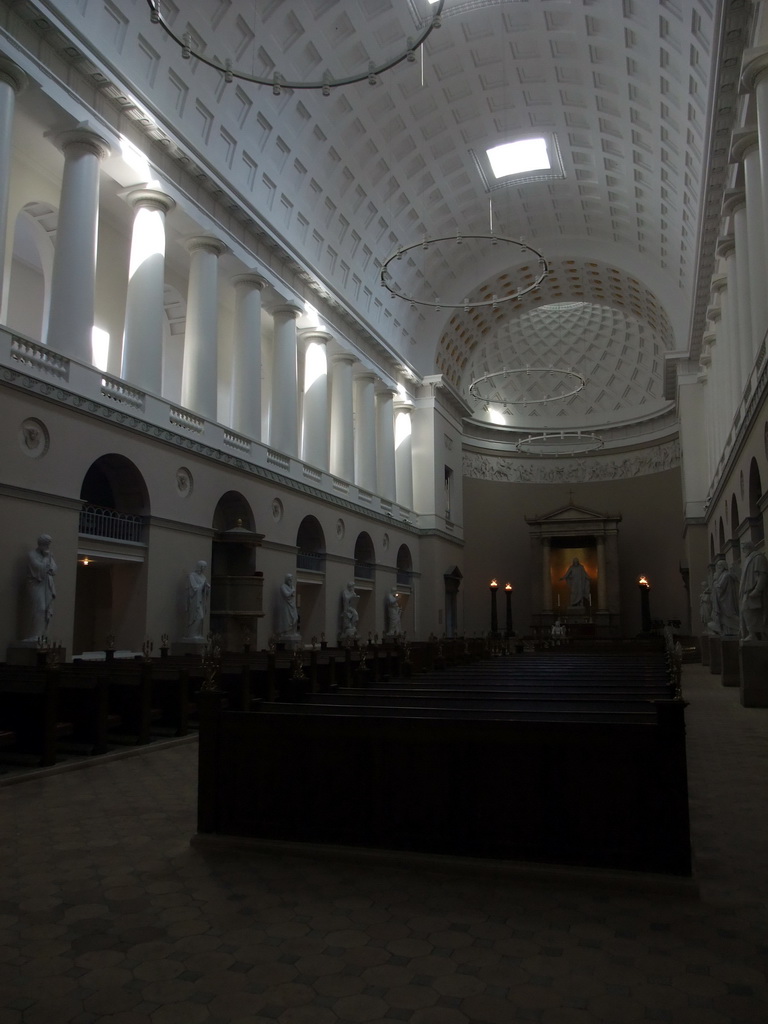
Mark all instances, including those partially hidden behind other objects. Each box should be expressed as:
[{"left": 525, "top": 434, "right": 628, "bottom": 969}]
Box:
[{"left": 525, "top": 503, "right": 622, "bottom": 637}]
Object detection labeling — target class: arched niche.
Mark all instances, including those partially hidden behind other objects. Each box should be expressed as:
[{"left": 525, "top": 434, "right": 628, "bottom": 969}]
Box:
[
  {"left": 354, "top": 531, "right": 375, "bottom": 581},
  {"left": 295, "top": 516, "right": 327, "bottom": 640},
  {"left": 210, "top": 491, "right": 263, "bottom": 651},
  {"left": 7, "top": 202, "right": 55, "bottom": 342},
  {"left": 349, "top": 531, "right": 376, "bottom": 637},
  {"left": 396, "top": 543, "right": 413, "bottom": 588},
  {"left": 730, "top": 494, "right": 740, "bottom": 551},
  {"left": 748, "top": 458, "right": 764, "bottom": 545}
]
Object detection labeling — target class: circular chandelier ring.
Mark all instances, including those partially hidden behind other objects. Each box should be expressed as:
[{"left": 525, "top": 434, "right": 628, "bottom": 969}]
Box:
[
  {"left": 469, "top": 367, "right": 584, "bottom": 406},
  {"left": 515, "top": 432, "right": 605, "bottom": 456},
  {"left": 147, "top": 0, "right": 445, "bottom": 92},
  {"left": 380, "top": 233, "right": 548, "bottom": 310}
]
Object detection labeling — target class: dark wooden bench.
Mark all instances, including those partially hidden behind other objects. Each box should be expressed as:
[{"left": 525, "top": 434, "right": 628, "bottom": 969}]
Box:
[
  {"left": 196, "top": 688, "right": 691, "bottom": 875},
  {"left": 0, "top": 667, "right": 74, "bottom": 766}
]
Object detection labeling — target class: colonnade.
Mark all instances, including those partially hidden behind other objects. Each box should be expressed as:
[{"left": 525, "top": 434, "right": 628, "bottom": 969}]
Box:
[
  {"left": 695, "top": 47, "right": 768, "bottom": 479},
  {"left": 0, "top": 56, "right": 415, "bottom": 507}
]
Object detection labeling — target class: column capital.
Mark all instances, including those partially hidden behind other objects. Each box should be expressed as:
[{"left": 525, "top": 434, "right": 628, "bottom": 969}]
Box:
[
  {"left": 711, "top": 273, "right": 728, "bottom": 293},
  {"left": 299, "top": 328, "right": 333, "bottom": 345},
  {"left": 742, "top": 46, "right": 768, "bottom": 93},
  {"left": 332, "top": 352, "right": 356, "bottom": 367},
  {"left": 722, "top": 190, "right": 746, "bottom": 217},
  {"left": 0, "top": 56, "right": 27, "bottom": 93},
  {"left": 119, "top": 185, "right": 176, "bottom": 214},
  {"left": 375, "top": 383, "right": 399, "bottom": 398},
  {"left": 394, "top": 397, "right": 415, "bottom": 413},
  {"left": 231, "top": 272, "right": 268, "bottom": 290},
  {"left": 731, "top": 128, "right": 759, "bottom": 164},
  {"left": 354, "top": 369, "right": 377, "bottom": 383},
  {"left": 47, "top": 122, "right": 111, "bottom": 160},
  {"left": 270, "top": 301, "right": 303, "bottom": 320},
  {"left": 185, "top": 234, "right": 228, "bottom": 257},
  {"left": 716, "top": 235, "right": 736, "bottom": 259}
]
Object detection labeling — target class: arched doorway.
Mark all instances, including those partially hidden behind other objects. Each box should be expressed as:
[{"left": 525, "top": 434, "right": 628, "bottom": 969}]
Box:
[{"left": 73, "top": 455, "right": 149, "bottom": 653}]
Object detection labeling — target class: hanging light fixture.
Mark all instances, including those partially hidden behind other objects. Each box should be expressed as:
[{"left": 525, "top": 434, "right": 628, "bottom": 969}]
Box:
[
  {"left": 514, "top": 432, "right": 605, "bottom": 456},
  {"left": 381, "top": 233, "right": 548, "bottom": 310},
  {"left": 146, "top": 0, "right": 444, "bottom": 92}
]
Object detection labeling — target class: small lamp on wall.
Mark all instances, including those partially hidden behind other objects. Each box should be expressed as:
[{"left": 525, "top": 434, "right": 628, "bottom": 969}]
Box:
[
  {"left": 489, "top": 579, "right": 499, "bottom": 635},
  {"left": 638, "top": 575, "right": 651, "bottom": 633},
  {"left": 505, "top": 582, "right": 514, "bottom": 637}
]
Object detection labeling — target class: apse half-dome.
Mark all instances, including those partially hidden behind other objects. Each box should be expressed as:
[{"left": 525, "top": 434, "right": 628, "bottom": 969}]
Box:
[{"left": 463, "top": 301, "right": 675, "bottom": 434}]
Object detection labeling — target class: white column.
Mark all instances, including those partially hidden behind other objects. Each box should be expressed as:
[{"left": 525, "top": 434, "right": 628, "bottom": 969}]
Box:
[
  {"left": 46, "top": 125, "right": 111, "bottom": 362},
  {"left": 120, "top": 187, "right": 175, "bottom": 393},
  {"left": 700, "top": 331, "right": 716, "bottom": 478},
  {"left": 354, "top": 371, "right": 377, "bottom": 492},
  {"left": 394, "top": 399, "right": 414, "bottom": 509},
  {"left": 300, "top": 328, "right": 331, "bottom": 470},
  {"left": 741, "top": 47, "right": 768, "bottom": 333},
  {"left": 376, "top": 385, "right": 397, "bottom": 502},
  {"left": 231, "top": 273, "right": 267, "bottom": 438},
  {"left": 716, "top": 264, "right": 741, "bottom": 423},
  {"left": 707, "top": 279, "right": 728, "bottom": 455},
  {"left": 722, "top": 197, "right": 753, "bottom": 395},
  {"left": 0, "top": 57, "right": 27, "bottom": 323},
  {"left": 269, "top": 302, "right": 303, "bottom": 456},
  {"left": 181, "top": 235, "right": 227, "bottom": 421},
  {"left": 330, "top": 353, "right": 355, "bottom": 481},
  {"left": 732, "top": 130, "right": 767, "bottom": 357}
]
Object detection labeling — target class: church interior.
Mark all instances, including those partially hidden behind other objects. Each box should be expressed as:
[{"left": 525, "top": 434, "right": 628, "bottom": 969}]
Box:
[{"left": 1, "top": 0, "right": 768, "bottom": 1020}]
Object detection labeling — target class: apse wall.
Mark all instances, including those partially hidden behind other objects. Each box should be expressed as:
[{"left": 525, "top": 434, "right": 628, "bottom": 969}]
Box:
[{"left": 462, "top": 467, "right": 686, "bottom": 639}]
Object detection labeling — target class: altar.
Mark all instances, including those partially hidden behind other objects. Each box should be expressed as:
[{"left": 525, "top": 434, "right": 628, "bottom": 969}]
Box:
[{"left": 525, "top": 503, "right": 623, "bottom": 637}]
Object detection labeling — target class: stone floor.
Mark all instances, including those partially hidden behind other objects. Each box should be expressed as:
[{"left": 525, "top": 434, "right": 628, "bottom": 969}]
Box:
[{"left": 1, "top": 661, "right": 766, "bottom": 1024}]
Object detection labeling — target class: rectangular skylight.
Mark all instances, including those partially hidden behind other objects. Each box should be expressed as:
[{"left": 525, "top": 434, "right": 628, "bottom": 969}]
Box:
[{"left": 487, "top": 138, "right": 551, "bottom": 179}]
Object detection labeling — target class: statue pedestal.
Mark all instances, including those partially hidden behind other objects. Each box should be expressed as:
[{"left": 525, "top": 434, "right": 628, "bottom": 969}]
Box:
[
  {"left": 280, "top": 631, "right": 302, "bottom": 652},
  {"left": 739, "top": 642, "right": 768, "bottom": 707},
  {"left": 6, "top": 642, "right": 67, "bottom": 666},
  {"left": 720, "top": 638, "right": 740, "bottom": 687},
  {"left": 173, "top": 639, "right": 206, "bottom": 657},
  {"left": 699, "top": 633, "right": 710, "bottom": 666},
  {"left": 708, "top": 635, "right": 722, "bottom": 675}
]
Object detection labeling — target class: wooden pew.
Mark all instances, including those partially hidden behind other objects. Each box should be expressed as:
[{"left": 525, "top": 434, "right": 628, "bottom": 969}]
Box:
[
  {"left": 196, "top": 688, "right": 691, "bottom": 875},
  {"left": 0, "top": 667, "right": 73, "bottom": 766}
]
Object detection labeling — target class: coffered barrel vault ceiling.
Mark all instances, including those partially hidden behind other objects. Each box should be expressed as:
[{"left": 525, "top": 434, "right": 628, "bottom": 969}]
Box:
[{"left": 19, "top": 0, "right": 749, "bottom": 445}]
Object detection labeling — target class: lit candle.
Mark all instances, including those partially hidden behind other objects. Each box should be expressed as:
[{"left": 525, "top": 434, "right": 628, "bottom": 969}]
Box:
[{"left": 557, "top": 594, "right": 560, "bottom": 607}]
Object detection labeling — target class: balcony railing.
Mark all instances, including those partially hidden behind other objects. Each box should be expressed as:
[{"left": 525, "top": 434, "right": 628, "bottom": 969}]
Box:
[
  {"left": 354, "top": 561, "right": 375, "bottom": 580},
  {"left": 79, "top": 503, "right": 145, "bottom": 544},
  {"left": 396, "top": 569, "right": 413, "bottom": 586},
  {"left": 297, "top": 550, "right": 326, "bottom": 573}
]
